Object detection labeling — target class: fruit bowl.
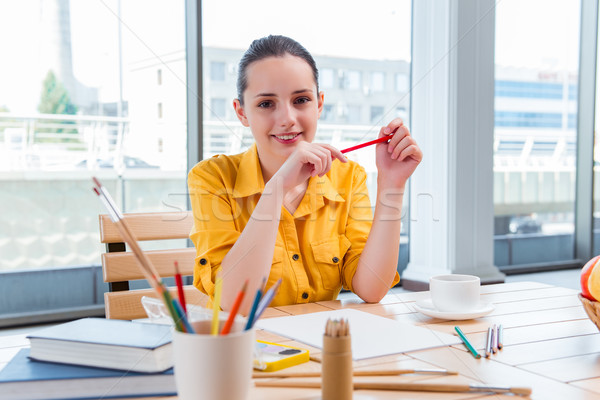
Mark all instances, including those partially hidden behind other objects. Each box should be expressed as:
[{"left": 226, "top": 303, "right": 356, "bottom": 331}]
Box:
[{"left": 579, "top": 294, "right": 600, "bottom": 331}]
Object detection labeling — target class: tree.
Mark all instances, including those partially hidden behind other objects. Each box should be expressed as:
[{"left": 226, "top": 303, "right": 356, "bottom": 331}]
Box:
[
  {"left": 38, "top": 70, "right": 78, "bottom": 115},
  {"left": 0, "top": 105, "right": 9, "bottom": 134},
  {"left": 37, "top": 70, "right": 78, "bottom": 137}
]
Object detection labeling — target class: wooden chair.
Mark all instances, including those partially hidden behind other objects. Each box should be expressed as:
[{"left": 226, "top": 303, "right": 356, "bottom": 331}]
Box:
[{"left": 99, "top": 211, "right": 208, "bottom": 320}]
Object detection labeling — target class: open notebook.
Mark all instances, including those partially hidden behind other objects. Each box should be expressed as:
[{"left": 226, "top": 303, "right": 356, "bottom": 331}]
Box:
[{"left": 256, "top": 308, "right": 461, "bottom": 360}]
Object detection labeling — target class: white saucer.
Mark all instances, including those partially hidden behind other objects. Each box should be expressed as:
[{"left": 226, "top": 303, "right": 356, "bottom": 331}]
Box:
[{"left": 413, "top": 299, "right": 494, "bottom": 320}]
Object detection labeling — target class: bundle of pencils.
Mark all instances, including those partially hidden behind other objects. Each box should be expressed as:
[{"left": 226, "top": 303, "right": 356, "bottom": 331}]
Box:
[
  {"left": 92, "top": 177, "right": 193, "bottom": 333},
  {"left": 325, "top": 318, "right": 349, "bottom": 337}
]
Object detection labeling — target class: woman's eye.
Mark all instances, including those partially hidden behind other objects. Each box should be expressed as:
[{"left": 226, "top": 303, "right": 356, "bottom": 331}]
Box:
[
  {"left": 258, "top": 101, "right": 272, "bottom": 108},
  {"left": 295, "top": 97, "right": 310, "bottom": 104}
]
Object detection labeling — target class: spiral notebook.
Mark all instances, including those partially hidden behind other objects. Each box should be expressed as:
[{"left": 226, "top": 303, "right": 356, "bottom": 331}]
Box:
[{"left": 255, "top": 308, "right": 461, "bottom": 360}]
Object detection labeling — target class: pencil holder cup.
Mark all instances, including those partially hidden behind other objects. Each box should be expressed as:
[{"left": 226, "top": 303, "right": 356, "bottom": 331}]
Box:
[
  {"left": 322, "top": 334, "right": 353, "bottom": 400},
  {"left": 172, "top": 319, "right": 255, "bottom": 400}
]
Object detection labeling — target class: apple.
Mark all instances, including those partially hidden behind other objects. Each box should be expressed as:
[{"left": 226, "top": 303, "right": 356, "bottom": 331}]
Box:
[{"left": 581, "top": 255, "right": 600, "bottom": 301}]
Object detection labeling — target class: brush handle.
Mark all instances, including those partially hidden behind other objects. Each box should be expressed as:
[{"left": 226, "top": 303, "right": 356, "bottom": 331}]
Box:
[
  {"left": 253, "top": 368, "right": 456, "bottom": 379},
  {"left": 254, "top": 380, "right": 532, "bottom": 396}
]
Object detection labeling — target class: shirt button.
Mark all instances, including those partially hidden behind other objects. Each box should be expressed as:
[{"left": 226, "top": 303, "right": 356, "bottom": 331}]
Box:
[
  {"left": 199, "top": 258, "right": 207, "bottom": 265},
  {"left": 332, "top": 257, "right": 339, "bottom": 263},
  {"left": 292, "top": 254, "right": 300, "bottom": 261},
  {"left": 302, "top": 292, "right": 309, "bottom": 299}
]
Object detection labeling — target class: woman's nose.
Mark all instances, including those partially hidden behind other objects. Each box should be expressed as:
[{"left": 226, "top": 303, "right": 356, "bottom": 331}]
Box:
[{"left": 277, "top": 104, "right": 296, "bottom": 128}]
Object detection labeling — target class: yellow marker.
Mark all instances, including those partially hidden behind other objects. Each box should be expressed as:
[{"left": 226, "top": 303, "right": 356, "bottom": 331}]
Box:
[{"left": 211, "top": 276, "right": 223, "bottom": 335}]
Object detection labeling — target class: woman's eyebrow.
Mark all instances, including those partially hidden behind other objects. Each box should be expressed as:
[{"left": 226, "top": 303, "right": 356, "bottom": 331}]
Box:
[
  {"left": 254, "top": 89, "right": 312, "bottom": 98},
  {"left": 292, "top": 89, "right": 312, "bottom": 95},
  {"left": 255, "top": 92, "right": 276, "bottom": 98}
]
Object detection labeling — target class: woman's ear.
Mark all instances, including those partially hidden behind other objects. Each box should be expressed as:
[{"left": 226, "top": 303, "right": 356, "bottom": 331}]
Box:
[
  {"left": 233, "top": 99, "right": 249, "bottom": 127},
  {"left": 317, "top": 91, "right": 325, "bottom": 119}
]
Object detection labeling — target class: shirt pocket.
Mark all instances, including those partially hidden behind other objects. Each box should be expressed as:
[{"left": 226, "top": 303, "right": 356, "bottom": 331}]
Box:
[
  {"left": 311, "top": 235, "right": 351, "bottom": 291},
  {"left": 267, "top": 246, "right": 285, "bottom": 289}
]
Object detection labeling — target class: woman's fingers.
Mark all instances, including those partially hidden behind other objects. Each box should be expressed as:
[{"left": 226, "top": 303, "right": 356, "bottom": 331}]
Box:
[
  {"left": 387, "top": 124, "right": 409, "bottom": 154},
  {"left": 319, "top": 143, "right": 347, "bottom": 163},
  {"left": 390, "top": 133, "right": 415, "bottom": 160},
  {"left": 287, "top": 142, "right": 345, "bottom": 179},
  {"left": 398, "top": 144, "right": 423, "bottom": 163},
  {"left": 305, "top": 151, "right": 323, "bottom": 176},
  {"left": 381, "top": 118, "right": 405, "bottom": 137}
]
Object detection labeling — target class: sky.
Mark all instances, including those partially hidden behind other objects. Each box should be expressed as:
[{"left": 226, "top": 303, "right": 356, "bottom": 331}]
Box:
[{"left": 0, "top": 0, "right": 583, "bottom": 114}]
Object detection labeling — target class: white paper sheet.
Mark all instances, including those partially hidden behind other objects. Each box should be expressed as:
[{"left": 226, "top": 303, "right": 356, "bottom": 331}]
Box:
[{"left": 256, "top": 308, "right": 461, "bottom": 360}]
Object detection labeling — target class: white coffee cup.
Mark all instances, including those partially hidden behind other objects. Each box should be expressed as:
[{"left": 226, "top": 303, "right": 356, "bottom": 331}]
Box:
[
  {"left": 172, "top": 319, "right": 255, "bottom": 400},
  {"left": 429, "top": 274, "right": 480, "bottom": 312}
]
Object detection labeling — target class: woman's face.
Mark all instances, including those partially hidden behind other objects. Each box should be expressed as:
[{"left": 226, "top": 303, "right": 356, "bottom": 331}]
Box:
[{"left": 234, "top": 55, "right": 323, "bottom": 165}]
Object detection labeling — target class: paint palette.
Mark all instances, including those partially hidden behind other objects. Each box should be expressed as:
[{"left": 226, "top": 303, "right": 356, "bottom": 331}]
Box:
[{"left": 253, "top": 340, "right": 310, "bottom": 372}]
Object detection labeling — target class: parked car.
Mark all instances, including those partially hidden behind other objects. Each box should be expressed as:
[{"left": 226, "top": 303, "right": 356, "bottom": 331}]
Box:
[{"left": 509, "top": 216, "right": 542, "bottom": 234}]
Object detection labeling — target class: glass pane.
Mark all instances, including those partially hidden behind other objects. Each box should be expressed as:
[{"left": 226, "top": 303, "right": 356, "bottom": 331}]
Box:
[
  {"left": 202, "top": 0, "right": 412, "bottom": 270},
  {"left": 494, "top": 0, "right": 581, "bottom": 268},
  {"left": 595, "top": 11, "right": 600, "bottom": 256},
  {"left": 0, "top": 0, "right": 188, "bottom": 271}
]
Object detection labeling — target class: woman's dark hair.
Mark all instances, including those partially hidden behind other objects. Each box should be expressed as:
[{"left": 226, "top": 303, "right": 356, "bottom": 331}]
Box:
[{"left": 236, "top": 35, "right": 319, "bottom": 105}]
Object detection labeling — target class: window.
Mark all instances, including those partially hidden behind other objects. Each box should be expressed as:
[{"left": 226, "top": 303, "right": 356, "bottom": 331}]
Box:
[
  {"left": 210, "top": 98, "right": 227, "bottom": 119},
  {"left": 210, "top": 61, "right": 225, "bottom": 81},
  {"left": 347, "top": 105, "right": 362, "bottom": 124},
  {"left": 396, "top": 107, "right": 408, "bottom": 123},
  {"left": 495, "top": 111, "right": 563, "bottom": 128},
  {"left": 320, "top": 68, "right": 334, "bottom": 89},
  {"left": 321, "top": 104, "right": 335, "bottom": 122},
  {"left": 370, "top": 106, "right": 384, "bottom": 124},
  {"left": 594, "top": 9, "right": 600, "bottom": 256},
  {"left": 342, "top": 70, "right": 361, "bottom": 90},
  {"left": 494, "top": 0, "right": 580, "bottom": 269},
  {"left": 370, "top": 71, "right": 385, "bottom": 92},
  {"left": 0, "top": 0, "right": 188, "bottom": 323},
  {"left": 395, "top": 73, "right": 408, "bottom": 92}
]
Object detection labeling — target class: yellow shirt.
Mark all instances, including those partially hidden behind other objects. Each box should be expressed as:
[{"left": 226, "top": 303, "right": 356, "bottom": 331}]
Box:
[{"left": 188, "top": 144, "right": 399, "bottom": 306}]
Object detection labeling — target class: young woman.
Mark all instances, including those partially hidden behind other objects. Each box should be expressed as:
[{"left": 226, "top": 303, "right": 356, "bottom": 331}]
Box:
[{"left": 188, "top": 35, "right": 422, "bottom": 313}]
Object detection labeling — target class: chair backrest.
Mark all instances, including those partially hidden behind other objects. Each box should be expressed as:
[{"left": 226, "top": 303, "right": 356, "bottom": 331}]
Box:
[{"left": 99, "top": 211, "right": 207, "bottom": 320}]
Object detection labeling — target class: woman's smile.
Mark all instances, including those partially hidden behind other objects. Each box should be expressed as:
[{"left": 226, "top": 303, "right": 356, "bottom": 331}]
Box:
[{"left": 272, "top": 132, "right": 302, "bottom": 143}]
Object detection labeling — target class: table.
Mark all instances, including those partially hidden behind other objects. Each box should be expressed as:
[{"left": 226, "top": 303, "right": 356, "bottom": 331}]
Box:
[{"left": 2, "top": 282, "right": 599, "bottom": 399}]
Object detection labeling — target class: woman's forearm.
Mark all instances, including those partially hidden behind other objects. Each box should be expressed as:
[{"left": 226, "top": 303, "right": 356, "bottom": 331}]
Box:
[
  {"left": 353, "top": 185, "right": 404, "bottom": 303},
  {"left": 220, "top": 177, "right": 284, "bottom": 313}
]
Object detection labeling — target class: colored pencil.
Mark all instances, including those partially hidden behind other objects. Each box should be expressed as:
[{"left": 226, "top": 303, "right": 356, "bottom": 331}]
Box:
[
  {"left": 454, "top": 326, "right": 481, "bottom": 359},
  {"left": 485, "top": 326, "right": 493, "bottom": 358},
  {"left": 259, "top": 277, "right": 267, "bottom": 300},
  {"left": 249, "top": 279, "right": 282, "bottom": 328},
  {"left": 174, "top": 261, "right": 187, "bottom": 314},
  {"left": 492, "top": 324, "right": 498, "bottom": 353},
  {"left": 220, "top": 280, "right": 248, "bottom": 335},
  {"left": 211, "top": 276, "right": 223, "bottom": 335},
  {"left": 245, "top": 286, "right": 262, "bottom": 331},
  {"left": 340, "top": 135, "right": 391, "bottom": 154},
  {"left": 498, "top": 324, "right": 504, "bottom": 349},
  {"left": 172, "top": 297, "right": 194, "bottom": 333}
]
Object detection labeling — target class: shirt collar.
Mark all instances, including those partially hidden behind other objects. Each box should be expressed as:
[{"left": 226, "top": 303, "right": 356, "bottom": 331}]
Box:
[
  {"left": 233, "top": 144, "right": 264, "bottom": 198},
  {"left": 293, "top": 172, "right": 345, "bottom": 218}
]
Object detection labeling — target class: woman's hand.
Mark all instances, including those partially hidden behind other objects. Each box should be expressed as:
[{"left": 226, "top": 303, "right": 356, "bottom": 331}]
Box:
[
  {"left": 375, "top": 118, "right": 422, "bottom": 189},
  {"left": 273, "top": 142, "right": 347, "bottom": 192}
]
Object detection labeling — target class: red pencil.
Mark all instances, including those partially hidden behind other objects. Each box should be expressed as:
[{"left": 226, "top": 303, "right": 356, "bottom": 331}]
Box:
[
  {"left": 174, "top": 261, "right": 187, "bottom": 314},
  {"left": 340, "top": 134, "right": 394, "bottom": 154},
  {"left": 221, "top": 280, "right": 249, "bottom": 335}
]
